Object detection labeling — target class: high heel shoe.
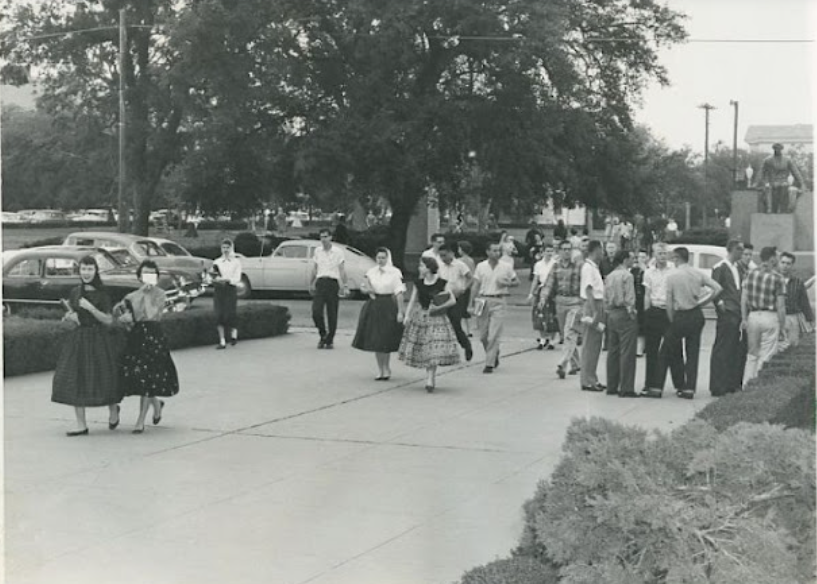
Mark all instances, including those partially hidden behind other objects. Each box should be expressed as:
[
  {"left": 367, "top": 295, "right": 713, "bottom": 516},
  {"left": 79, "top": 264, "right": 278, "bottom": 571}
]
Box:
[
  {"left": 66, "top": 428, "right": 89, "bottom": 437},
  {"left": 108, "top": 404, "right": 121, "bottom": 430},
  {"left": 132, "top": 425, "right": 145, "bottom": 435},
  {"left": 153, "top": 400, "right": 165, "bottom": 425},
  {"left": 425, "top": 384, "right": 435, "bottom": 393}
]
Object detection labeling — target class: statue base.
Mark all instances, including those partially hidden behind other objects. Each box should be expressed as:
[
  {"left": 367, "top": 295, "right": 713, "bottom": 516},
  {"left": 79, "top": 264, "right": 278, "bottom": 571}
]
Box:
[
  {"left": 750, "top": 214, "right": 795, "bottom": 252},
  {"left": 730, "top": 190, "right": 762, "bottom": 245}
]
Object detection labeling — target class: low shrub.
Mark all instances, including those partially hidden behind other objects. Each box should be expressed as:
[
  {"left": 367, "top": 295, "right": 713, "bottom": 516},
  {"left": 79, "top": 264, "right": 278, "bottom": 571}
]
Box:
[
  {"left": 673, "top": 227, "right": 729, "bottom": 246},
  {"left": 182, "top": 245, "right": 222, "bottom": 260},
  {"left": 197, "top": 220, "right": 249, "bottom": 231},
  {"left": 3, "top": 303, "right": 290, "bottom": 377},
  {"left": 515, "top": 417, "right": 815, "bottom": 584},
  {"left": 21, "top": 236, "right": 64, "bottom": 249},
  {"left": 459, "top": 556, "right": 559, "bottom": 584}
]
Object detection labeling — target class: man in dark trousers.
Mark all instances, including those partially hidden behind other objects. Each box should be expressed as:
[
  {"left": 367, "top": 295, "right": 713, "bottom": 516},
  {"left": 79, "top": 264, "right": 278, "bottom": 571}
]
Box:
[
  {"left": 640, "top": 243, "right": 672, "bottom": 395},
  {"left": 709, "top": 240, "right": 747, "bottom": 396},
  {"left": 644, "top": 247, "right": 722, "bottom": 399},
  {"left": 309, "top": 229, "right": 349, "bottom": 349}
]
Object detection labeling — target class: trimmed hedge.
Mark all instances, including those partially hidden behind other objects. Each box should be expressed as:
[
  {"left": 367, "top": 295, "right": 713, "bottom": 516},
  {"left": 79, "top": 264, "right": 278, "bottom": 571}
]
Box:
[
  {"left": 673, "top": 227, "right": 729, "bottom": 246},
  {"left": 460, "top": 556, "right": 559, "bottom": 584},
  {"left": 21, "top": 236, "right": 65, "bottom": 249},
  {"left": 2, "top": 220, "right": 116, "bottom": 229},
  {"left": 3, "top": 304, "right": 290, "bottom": 377}
]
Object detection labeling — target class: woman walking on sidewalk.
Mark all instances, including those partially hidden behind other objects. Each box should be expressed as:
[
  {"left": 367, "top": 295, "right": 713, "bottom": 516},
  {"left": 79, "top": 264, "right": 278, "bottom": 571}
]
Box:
[
  {"left": 352, "top": 248, "right": 406, "bottom": 380},
  {"left": 399, "top": 256, "right": 460, "bottom": 392},
  {"left": 52, "top": 255, "right": 123, "bottom": 436},
  {"left": 211, "top": 238, "right": 242, "bottom": 349},
  {"left": 115, "top": 261, "right": 180, "bottom": 434}
]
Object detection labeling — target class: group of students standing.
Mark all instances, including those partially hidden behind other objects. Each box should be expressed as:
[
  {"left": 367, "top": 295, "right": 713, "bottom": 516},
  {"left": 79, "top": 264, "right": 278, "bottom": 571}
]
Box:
[{"left": 527, "top": 235, "right": 814, "bottom": 399}]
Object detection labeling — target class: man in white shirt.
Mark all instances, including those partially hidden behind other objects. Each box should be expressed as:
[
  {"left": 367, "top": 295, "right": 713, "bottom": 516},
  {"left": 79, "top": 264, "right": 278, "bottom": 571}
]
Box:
[
  {"left": 309, "top": 229, "right": 348, "bottom": 349},
  {"left": 421, "top": 233, "right": 445, "bottom": 262},
  {"left": 438, "top": 243, "right": 473, "bottom": 361},
  {"left": 469, "top": 241, "right": 520, "bottom": 373},
  {"left": 579, "top": 240, "right": 605, "bottom": 391},
  {"left": 640, "top": 242, "right": 672, "bottom": 393}
]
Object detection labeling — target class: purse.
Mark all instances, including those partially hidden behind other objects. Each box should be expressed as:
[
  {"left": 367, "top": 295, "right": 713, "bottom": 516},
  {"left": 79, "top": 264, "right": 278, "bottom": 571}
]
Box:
[{"left": 432, "top": 291, "right": 451, "bottom": 307}]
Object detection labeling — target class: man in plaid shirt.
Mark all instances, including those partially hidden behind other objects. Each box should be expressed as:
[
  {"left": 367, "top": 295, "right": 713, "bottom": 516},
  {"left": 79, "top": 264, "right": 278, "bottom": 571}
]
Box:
[
  {"left": 777, "top": 251, "right": 815, "bottom": 351},
  {"left": 541, "top": 240, "right": 583, "bottom": 379},
  {"left": 741, "top": 246, "right": 787, "bottom": 384}
]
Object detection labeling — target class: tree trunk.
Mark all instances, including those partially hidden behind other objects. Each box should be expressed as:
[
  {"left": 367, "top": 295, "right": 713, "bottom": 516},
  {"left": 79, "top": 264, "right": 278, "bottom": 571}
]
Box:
[{"left": 387, "top": 206, "right": 412, "bottom": 271}]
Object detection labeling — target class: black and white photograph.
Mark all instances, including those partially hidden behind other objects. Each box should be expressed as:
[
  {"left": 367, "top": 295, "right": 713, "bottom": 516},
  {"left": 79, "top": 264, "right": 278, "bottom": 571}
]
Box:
[{"left": 1, "top": 0, "right": 815, "bottom": 582}]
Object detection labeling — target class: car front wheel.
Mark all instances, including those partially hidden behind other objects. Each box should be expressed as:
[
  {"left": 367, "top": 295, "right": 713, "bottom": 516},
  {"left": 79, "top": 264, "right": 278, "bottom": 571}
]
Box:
[{"left": 236, "top": 275, "right": 252, "bottom": 299}]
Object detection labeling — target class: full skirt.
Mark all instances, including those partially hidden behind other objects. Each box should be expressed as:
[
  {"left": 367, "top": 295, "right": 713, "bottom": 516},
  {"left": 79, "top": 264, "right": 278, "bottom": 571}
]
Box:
[
  {"left": 120, "top": 322, "right": 180, "bottom": 398},
  {"left": 398, "top": 309, "right": 461, "bottom": 369},
  {"left": 52, "top": 326, "right": 123, "bottom": 407},
  {"left": 352, "top": 296, "right": 404, "bottom": 353}
]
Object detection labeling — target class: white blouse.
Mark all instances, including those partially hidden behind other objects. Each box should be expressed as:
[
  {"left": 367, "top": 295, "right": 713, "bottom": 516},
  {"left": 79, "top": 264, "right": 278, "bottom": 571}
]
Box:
[{"left": 364, "top": 266, "right": 406, "bottom": 295}]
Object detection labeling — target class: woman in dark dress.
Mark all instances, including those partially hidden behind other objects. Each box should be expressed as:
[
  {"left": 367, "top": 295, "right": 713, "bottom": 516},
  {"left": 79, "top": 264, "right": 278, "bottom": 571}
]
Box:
[
  {"left": 631, "top": 249, "right": 649, "bottom": 356},
  {"left": 352, "top": 248, "right": 406, "bottom": 380},
  {"left": 398, "top": 256, "right": 460, "bottom": 392},
  {"left": 115, "top": 261, "right": 180, "bottom": 434},
  {"left": 52, "top": 255, "right": 123, "bottom": 436}
]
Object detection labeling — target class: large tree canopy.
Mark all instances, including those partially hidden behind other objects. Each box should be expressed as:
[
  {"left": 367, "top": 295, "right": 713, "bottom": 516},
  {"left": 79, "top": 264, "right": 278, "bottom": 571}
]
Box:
[{"left": 2, "top": 0, "right": 687, "bottom": 261}]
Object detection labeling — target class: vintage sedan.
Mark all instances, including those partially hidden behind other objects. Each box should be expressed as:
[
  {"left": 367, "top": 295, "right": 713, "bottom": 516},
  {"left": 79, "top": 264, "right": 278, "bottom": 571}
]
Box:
[
  {"left": 143, "top": 236, "right": 213, "bottom": 273},
  {"left": 62, "top": 232, "right": 208, "bottom": 283},
  {"left": 236, "top": 240, "right": 377, "bottom": 299},
  {"left": 666, "top": 244, "right": 727, "bottom": 276},
  {"left": 2, "top": 246, "right": 192, "bottom": 314}
]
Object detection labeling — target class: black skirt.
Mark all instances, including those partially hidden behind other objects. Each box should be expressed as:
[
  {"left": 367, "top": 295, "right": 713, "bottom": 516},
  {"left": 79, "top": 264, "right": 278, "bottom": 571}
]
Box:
[
  {"left": 52, "top": 326, "right": 124, "bottom": 407},
  {"left": 213, "top": 283, "right": 237, "bottom": 327},
  {"left": 352, "top": 295, "right": 404, "bottom": 353},
  {"left": 120, "top": 322, "right": 179, "bottom": 398}
]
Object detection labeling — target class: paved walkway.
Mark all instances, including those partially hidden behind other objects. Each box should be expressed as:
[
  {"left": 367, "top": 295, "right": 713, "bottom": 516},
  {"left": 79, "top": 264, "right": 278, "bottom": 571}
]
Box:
[{"left": 4, "top": 325, "right": 716, "bottom": 584}]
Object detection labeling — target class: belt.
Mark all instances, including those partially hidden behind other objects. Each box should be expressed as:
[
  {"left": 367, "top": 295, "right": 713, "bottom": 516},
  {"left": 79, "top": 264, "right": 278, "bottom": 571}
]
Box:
[
  {"left": 374, "top": 293, "right": 393, "bottom": 298},
  {"left": 480, "top": 294, "right": 506, "bottom": 298},
  {"left": 648, "top": 305, "right": 667, "bottom": 310},
  {"left": 607, "top": 306, "right": 630, "bottom": 310},
  {"left": 316, "top": 276, "right": 339, "bottom": 281}
]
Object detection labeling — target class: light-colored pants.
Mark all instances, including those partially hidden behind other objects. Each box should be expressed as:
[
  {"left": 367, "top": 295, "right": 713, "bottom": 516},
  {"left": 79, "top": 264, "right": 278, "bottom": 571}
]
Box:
[
  {"left": 555, "top": 296, "right": 582, "bottom": 370},
  {"left": 743, "top": 311, "right": 780, "bottom": 385},
  {"left": 778, "top": 314, "right": 801, "bottom": 352},
  {"left": 476, "top": 297, "right": 506, "bottom": 367}
]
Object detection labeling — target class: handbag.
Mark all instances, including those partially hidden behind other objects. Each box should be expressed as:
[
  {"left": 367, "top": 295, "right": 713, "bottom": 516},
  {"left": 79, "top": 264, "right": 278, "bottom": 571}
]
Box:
[{"left": 432, "top": 291, "right": 451, "bottom": 307}]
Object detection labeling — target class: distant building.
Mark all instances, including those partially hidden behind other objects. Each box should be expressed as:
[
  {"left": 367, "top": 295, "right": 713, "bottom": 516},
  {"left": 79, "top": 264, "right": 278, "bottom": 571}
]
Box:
[{"left": 745, "top": 124, "right": 813, "bottom": 154}]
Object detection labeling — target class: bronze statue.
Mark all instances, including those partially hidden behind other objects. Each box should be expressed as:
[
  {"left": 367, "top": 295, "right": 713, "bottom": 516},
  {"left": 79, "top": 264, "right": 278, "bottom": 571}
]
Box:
[{"left": 752, "top": 143, "right": 805, "bottom": 213}]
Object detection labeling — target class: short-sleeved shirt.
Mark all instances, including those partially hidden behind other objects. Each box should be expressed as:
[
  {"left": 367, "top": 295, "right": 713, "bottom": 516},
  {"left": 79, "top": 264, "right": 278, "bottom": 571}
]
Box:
[
  {"left": 604, "top": 268, "right": 635, "bottom": 310},
  {"left": 580, "top": 259, "right": 604, "bottom": 300},
  {"left": 421, "top": 248, "right": 441, "bottom": 263},
  {"left": 745, "top": 267, "right": 786, "bottom": 312},
  {"left": 665, "top": 264, "right": 707, "bottom": 311},
  {"left": 643, "top": 264, "right": 671, "bottom": 308},
  {"left": 365, "top": 266, "right": 405, "bottom": 295},
  {"left": 473, "top": 260, "right": 517, "bottom": 296},
  {"left": 416, "top": 277, "right": 448, "bottom": 309},
  {"left": 438, "top": 258, "right": 471, "bottom": 296},
  {"left": 314, "top": 245, "right": 346, "bottom": 280},
  {"left": 214, "top": 255, "right": 243, "bottom": 286},
  {"left": 532, "top": 258, "right": 555, "bottom": 286}
]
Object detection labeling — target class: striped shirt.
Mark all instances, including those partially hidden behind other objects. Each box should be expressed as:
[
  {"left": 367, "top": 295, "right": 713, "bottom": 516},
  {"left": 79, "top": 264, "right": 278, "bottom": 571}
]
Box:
[
  {"left": 744, "top": 268, "right": 786, "bottom": 312},
  {"left": 542, "top": 259, "right": 582, "bottom": 299}
]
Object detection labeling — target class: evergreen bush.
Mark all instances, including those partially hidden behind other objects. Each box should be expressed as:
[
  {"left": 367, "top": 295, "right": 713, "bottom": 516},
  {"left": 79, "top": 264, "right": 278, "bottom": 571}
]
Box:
[{"left": 459, "top": 556, "right": 559, "bottom": 584}]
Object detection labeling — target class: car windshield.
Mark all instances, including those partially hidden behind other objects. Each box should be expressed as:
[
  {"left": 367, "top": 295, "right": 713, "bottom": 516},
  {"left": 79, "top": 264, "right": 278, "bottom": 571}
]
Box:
[
  {"left": 160, "top": 242, "right": 190, "bottom": 256},
  {"left": 92, "top": 250, "right": 123, "bottom": 272},
  {"left": 134, "top": 241, "right": 167, "bottom": 257},
  {"left": 107, "top": 249, "right": 138, "bottom": 267}
]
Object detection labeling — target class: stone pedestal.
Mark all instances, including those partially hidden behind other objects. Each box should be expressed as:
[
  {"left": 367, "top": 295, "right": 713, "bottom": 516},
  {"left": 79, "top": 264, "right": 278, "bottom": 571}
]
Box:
[
  {"left": 405, "top": 194, "right": 440, "bottom": 268},
  {"left": 750, "top": 214, "right": 795, "bottom": 252},
  {"left": 794, "top": 190, "right": 814, "bottom": 252},
  {"left": 730, "top": 190, "right": 762, "bottom": 244}
]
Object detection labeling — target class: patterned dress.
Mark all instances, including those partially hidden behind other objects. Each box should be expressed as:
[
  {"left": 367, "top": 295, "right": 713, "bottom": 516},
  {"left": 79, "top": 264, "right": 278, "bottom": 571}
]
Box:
[
  {"left": 118, "top": 287, "right": 179, "bottom": 398},
  {"left": 398, "top": 278, "right": 461, "bottom": 369},
  {"left": 52, "top": 286, "right": 123, "bottom": 407}
]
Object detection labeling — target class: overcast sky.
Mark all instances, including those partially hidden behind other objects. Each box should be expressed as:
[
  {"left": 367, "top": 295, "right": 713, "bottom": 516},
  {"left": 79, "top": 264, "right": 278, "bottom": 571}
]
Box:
[{"left": 636, "top": 0, "right": 815, "bottom": 151}]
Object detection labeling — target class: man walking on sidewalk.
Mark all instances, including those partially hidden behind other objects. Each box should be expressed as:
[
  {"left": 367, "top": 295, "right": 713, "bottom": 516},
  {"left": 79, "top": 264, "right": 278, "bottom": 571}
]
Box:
[
  {"left": 742, "top": 246, "right": 787, "bottom": 383},
  {"left": 469, "top": 241, "right": 519, "bottom": 374},
  {"left": 709, "top": 240, "right": 747, "bottom": 396},
  {"left": 438, "top": 243, "right": 474, "bottom": 361},
  {"left": 640, "top": 243, "right": 672, "bottom": 395},
  {"left": 309, "top": 229, "right": 349, "bottom": 349},
  {"left": 645, "top": 247, "right": 721, "bottom": 399},
  {"left": 541, "top": 240, "right": 583, "bottom": 379},
  {"left": 579, "top": 241, "right": 606, "bottom": 392}
]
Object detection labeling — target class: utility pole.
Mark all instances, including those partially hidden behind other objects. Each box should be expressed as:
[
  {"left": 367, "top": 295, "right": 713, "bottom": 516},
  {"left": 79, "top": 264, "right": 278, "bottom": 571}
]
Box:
[
  {"left": 118, "top": 8, "right": 129, "bottom": 233},
  {"left": 729, "top": 100, "right": 739, "bottom": 187},
  {"left": 698, "top": 103, "right": 716, "bottom": 227}
]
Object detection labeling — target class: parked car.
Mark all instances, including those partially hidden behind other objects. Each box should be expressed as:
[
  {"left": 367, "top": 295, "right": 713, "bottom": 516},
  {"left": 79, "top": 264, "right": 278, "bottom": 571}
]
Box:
[
  {"left": 235, "top": 239, "right": 377, "bottom": 299},
  {"left": 62, "top": 232, "right": 207, "bottom": 288},
  {"left": 666, "top": 244, "right": 727, "bottom": 276},
  {"left": 2, "top": 212, "right": 24, "bottom": 224},
  {"left": 68, "top": 209, "right": 113, "bottom": 224},
  {"left": 19, "top": 209, "right": 67, "bottom": 224},
  {"left": 143, "top": 236, "right": 213, "bottom": 273},
  {"left": 2, "top": 246, "right": 193, "bottom": 314}
]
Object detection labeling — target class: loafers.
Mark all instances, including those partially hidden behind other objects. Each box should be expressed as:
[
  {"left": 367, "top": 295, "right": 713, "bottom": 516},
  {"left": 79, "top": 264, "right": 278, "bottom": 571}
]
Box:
[
  {"left": 581, "top": 385, "right": 604, "bottom": 392},
  {"left": 483, "top": 366, "right": 494, "bottom": 374},
  {"left": 638, "top": 388, "right": 663, "bottom": 399},
  {"left": 677, "top": 389, "right": 695, "bottom": 400}
]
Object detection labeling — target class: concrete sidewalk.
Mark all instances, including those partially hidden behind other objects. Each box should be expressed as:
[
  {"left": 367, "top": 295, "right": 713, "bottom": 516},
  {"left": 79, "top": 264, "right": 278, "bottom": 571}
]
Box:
[{"left": 4, "top": 327, "right": 716, "bottom": 584}]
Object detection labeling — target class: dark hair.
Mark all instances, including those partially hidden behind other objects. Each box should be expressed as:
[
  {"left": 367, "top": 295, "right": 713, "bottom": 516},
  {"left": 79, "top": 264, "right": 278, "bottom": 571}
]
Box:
[
  {"left": 318, "top": 228, "right": 332, "bottom": 236},
  {"left": 559, "top": 240, "right": 572, "bottom": 249},
  {"left": 374, "top": 247, "right": 390, "bottom": 258},
  {"left": 570, "top": 228, "right": 578, "bottom": 235},
  {"left": 673, "top": 246, "right": 690, "bottom": 263},
  {"left": 582, "top": 228, "right": 589, "bottom": 236},
  {"left": 457, "top": 241, "right": 473, "bottom": 255},
  {"left": 587, "top": 240, "right": 603, "bottom": 255},
  {"left": 543, "top": 241, "right": 555, "bottom": 250},
  {"left": 638, "top": 248, "right": 648, "bottom": 255},
  {"left": 221, "top": 238, "right": 234, "bottom": 247},
  {"left": 780, "top": 251, "right": 796, "bottom": 263},
  {"left": 137, "top": 260, "right": 160, "bottom": 280},
  {"left": 430, "top": 233, "right": 444, "bottom": 243},
  {"left": 421, "top": 256, "right": 439, "bottom": 274},
  {"left": 612, "top": 250, "right": 630, "bottom": 267},
  {"left": 79, "top": 255, "right": 104, "bottom": 289},
  {"left": 726, "top": 239, "right": 743, "bottom": 252},
  {"left": 438, "top": 243, "right": 455, "bottom": 254},
  {"left": 743, "top": 243, "right": 754, "bottom": 251},
  {"left": 760, "top": 246, "right": 777, "bottom": 262}
]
